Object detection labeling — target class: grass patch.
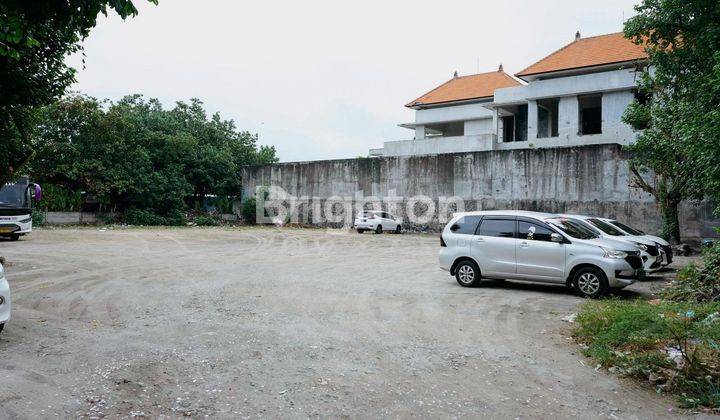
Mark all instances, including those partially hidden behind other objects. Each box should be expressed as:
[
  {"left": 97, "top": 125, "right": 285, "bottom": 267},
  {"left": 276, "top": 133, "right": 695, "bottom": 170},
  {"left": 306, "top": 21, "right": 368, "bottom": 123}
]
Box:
[{"left": 573, "top": 299, "right": 720, "bottom": 411}]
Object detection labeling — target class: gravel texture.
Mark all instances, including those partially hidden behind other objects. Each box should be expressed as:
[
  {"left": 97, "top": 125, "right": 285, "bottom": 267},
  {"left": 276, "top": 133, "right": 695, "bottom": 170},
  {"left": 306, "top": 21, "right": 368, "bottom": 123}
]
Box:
[{"left": 0, "top": 227, "right": 701, "bottom": 418}]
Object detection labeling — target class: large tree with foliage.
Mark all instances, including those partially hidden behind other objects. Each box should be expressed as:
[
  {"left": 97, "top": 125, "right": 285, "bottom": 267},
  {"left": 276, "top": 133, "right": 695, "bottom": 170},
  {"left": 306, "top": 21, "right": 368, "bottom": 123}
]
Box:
[
  {"left": 30, "top": 94, "right": 278, "bottom": 215},
  {"left": 0, "top": 0, "right": 156, "bottom": 187},
  {"left": 623, "top": 0, "right": 720, "bottom": 243}
]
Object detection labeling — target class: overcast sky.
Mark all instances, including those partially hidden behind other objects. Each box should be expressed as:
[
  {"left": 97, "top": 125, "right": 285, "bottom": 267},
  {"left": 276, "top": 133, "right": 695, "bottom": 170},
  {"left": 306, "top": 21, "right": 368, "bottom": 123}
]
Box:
[{"left": 67, "top": 0, "right": 639, "bottom": 162}]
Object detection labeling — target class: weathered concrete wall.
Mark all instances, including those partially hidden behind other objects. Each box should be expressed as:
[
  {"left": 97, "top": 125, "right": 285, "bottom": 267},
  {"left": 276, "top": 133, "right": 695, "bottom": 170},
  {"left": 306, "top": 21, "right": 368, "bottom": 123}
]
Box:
[
  {"left": 241, "top": 144, "right": 719, "bottom": 241},
  {"left": 44, "top": 212, "right": 106, "bottom": 225}
]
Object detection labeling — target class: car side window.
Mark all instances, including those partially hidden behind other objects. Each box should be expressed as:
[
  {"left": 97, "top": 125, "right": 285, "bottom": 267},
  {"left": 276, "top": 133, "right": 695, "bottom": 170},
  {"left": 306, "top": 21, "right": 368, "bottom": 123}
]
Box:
[
  {"left": 518, "top": 220, "right": 554, "bottom": 241},
  {"left": 477, "top": 218, "right": 515, "bottom": 238},
  {"left": 450, "top": 215, "right": 482, "bottom": 235}
]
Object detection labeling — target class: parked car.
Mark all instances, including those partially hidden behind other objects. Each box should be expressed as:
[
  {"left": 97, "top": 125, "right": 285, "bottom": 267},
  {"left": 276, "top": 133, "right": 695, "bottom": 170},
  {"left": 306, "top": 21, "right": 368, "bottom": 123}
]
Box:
[
  {"left": 559, "top": 214, "right": 664, "bottom": 272},
  {"left": 354, "top": 211, "right": 402, "bottom": 234},
  {"left": 439, "top": 211, "right": 644, "bottom": 298},
  {"left": 600, "top": 218, "right": 672, "bottom": 266},
  {"left": 0, "top": 262, "right": 10, "bottom": 334}
]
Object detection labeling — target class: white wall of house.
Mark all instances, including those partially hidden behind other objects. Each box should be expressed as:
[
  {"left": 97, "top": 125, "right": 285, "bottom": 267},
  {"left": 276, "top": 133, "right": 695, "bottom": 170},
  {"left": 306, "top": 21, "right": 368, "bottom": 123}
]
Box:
[
  {"left": 464, "top": 118, "right": 494, "bottom": 136},
  {"left": 414, "top": 102, "right": 493, "bottom": 125},
  {"left": 493, "top": 69, "right": 638, "bottom": 104},
  {"left": 375, "top": 68, "right": 641, "bottom": 157}
]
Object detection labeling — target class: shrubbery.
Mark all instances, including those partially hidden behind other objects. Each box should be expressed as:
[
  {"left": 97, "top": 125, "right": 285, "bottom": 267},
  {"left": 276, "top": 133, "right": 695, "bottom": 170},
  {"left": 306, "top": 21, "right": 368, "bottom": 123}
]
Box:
[
  {"left": 193, "top": 214, "right": 221, "bottom": 226},
  {"left": 666, "top": 245, "right": 720, "bottom": 303},
  {"left": 241, "top": 197, "right": 257, "bottom": 225},
  {"left": 574, "top": 242, "right": 720, "bottom": 410},
  {"left": 574, "top": 300, "right": 720, "bottom": 410},
  {"left": 123, "top": 209, "right": 186, "bottom": 226}
]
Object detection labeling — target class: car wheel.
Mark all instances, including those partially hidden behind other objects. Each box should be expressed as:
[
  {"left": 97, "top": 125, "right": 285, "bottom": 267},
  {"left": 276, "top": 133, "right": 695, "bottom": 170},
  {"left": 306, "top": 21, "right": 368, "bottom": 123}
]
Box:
[
  {"left": 9, "top": 234, "right": 19, "bottom": 241},
  {"left": 0, "top": 323, "right": 4, "bottom": 334},
  {"left": 395, "top": 225, "right": 401, "bottom": 234},
  {"left": 375, "top": 225, "right": 383, "bottom": 234},
  {"left": 572, "top": 267, "right": 609, "bottom": 299},
  {"left": 455, "top": 260, "right": 481, "bottom": 287},
  {"left": 356, "top": 229, "right": 364, "bottom": 234}
]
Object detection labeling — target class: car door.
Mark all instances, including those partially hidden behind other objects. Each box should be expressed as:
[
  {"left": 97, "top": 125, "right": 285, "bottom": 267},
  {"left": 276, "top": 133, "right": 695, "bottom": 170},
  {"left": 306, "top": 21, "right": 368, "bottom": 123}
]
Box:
[
  {"left": 471, "top": 217, "right": 517, "bottom": 277},
  {"left": 383, "top": 212, "right": 398, "bottom": 230},
  {"left": 516, "top": 219, "right": 566, "bottom": 282}
]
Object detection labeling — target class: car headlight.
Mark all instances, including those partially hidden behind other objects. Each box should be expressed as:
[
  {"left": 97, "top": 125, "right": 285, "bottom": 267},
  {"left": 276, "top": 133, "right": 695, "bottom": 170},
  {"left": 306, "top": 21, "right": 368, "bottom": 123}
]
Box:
[
  {"left": 19, "top": 217, "right": 31, "bottom": 224},
  {"left": 601, "top": 247, "right": 628, "bottom": 259},
  {"left": 631, "top": 242, "right": 648, "bottom": 251}
]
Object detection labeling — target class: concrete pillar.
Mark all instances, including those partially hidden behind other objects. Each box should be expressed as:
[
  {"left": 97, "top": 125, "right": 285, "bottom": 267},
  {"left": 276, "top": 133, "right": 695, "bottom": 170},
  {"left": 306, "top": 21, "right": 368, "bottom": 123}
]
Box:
[
  {"left": 527, "top": 100, "right": 538, "bottom": 141},
  {"left": 415, "top": 125, "right": 426, "bottom": 140},
  {"left": 492, "top": 109, "right": 501, "bottom": 143},
  {"left": 558, "top": 96, "right": 579, "bottom": 138}
]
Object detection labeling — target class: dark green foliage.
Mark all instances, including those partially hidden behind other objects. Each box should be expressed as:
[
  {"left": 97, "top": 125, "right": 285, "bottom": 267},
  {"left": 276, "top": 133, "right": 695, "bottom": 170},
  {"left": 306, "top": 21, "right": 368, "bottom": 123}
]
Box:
[
  {"left": 0, "top": 0, "right": 156, "bottom": 186},
  {"left": 34, "top": 184, "right": 83, "bottom": 212},
  {"left": 666, "top": 244, "right": 720, "bottom": 303},
  {"left": 123, "top": 209, "right": 186, "bottom": 226},
  {"left": 29, "top": 94, "right": 278, "bottom": 218},
  {"left": 193, "top": 214, "right": 221, "bottom": 226},
  {"left": 574, "top": 300, "right": 720, "bottom": 409},
  {"left": 623, "top": 0, "right": 720, "bottom": 242},
  {"left": 241, "top": 197, "right": 258, "bottom": 225},
  {"left": 31, "top": 209, "right": 45, "bottom": 227}
]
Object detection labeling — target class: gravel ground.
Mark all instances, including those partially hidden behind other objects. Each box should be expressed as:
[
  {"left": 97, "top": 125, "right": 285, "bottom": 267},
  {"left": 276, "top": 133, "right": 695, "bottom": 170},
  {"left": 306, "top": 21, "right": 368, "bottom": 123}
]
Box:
[{"left": 0, "top": 227, "right": 705, "bottom": 419}]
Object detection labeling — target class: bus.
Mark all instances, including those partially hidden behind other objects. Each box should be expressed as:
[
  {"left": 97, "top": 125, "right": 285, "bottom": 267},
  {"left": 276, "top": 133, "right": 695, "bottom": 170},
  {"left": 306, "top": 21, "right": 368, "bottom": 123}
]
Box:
[{"left": 0, "top": 177, "right": 42, "bottom": 240}]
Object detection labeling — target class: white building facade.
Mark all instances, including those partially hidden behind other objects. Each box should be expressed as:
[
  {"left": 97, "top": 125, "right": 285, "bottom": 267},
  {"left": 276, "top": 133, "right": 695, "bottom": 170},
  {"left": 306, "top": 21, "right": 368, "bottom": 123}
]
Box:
[{"left": 371, "top": 32, "right": 648, "bottom": 157}]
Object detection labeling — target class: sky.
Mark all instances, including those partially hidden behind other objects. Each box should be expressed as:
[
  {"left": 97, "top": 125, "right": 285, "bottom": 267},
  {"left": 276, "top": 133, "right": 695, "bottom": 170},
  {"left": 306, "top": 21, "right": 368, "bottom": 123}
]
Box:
[{"left": 67, "top": 0, "right": 640, "bottom": 162}]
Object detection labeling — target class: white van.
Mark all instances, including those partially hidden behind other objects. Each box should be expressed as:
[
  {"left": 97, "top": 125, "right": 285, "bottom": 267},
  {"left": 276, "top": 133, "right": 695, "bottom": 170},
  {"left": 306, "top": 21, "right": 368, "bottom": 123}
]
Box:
[{"left": 439, "top": 211, "right": 644, "bottom": 298}]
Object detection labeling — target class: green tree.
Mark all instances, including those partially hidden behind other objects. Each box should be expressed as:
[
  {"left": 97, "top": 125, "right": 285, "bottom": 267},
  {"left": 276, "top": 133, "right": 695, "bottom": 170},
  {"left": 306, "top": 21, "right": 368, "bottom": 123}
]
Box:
[
  {"left": 31, "top": 94, "right": 278, "bottom": 217},
  {"left": 623, "top": 0, "right": 720, "bottom": 243},
  {"left": 0, "top": 0, "right": 156, "bottom": 186}
]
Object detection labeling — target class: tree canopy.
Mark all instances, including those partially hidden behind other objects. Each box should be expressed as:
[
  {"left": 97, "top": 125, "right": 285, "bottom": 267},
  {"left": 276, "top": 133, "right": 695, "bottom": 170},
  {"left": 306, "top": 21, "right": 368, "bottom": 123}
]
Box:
[
  {"left": 30, "top": 94, "right": 278, "bottom": 215},
  {"left": 0, "top": 0, "right": 156, "bottom": 186},
  {"left": 623, "top": 0, "right": 720, "bottom": 242}
]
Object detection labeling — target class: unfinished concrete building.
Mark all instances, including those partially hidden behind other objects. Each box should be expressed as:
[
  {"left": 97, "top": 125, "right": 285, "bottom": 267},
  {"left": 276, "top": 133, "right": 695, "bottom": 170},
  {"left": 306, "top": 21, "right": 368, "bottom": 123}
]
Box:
[{"left": 370, "top": 32, "right": 648, "bottom": 157}]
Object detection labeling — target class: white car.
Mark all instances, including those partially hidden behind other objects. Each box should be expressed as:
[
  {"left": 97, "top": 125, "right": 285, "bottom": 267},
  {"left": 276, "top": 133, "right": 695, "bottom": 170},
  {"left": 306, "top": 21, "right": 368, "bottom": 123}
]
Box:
[
  {"left": 560, "top": 214, "right": 664, "bottom": 272},
  {"left": 0, "top": 262, "right": 10, "bottom": 333},
  {"left": 354, "top": 211, "right": 402, "bottom": 234},
  {"left": 601, "top": 218, "right": 673, "bottom": 266},
  {"left": 439, "top": 211, "right": 644, "bottom": 298}
]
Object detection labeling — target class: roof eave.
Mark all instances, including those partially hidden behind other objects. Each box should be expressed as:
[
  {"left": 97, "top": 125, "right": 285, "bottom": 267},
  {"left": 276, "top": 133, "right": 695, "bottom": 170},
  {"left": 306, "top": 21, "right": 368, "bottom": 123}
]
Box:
[
  {"left": 515, "top": 59, "right": 649, "bottom": 82},
  {"left": 405, "top": 95, "right": 495, "bottom": 110}
]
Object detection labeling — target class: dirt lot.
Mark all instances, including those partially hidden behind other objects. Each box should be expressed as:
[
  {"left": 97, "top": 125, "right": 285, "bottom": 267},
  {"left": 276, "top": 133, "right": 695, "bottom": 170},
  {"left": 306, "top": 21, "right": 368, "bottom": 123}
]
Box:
[{"left": 0, "top": 227, "right": 703, "bottom": 418}]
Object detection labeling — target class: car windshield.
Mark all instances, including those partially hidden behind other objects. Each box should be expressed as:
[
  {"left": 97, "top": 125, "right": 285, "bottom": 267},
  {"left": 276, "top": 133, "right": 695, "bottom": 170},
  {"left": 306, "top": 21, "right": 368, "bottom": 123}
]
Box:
[
  {"left": 608, "top": 220, "right": 644, "bottom": 235},
  {"left": 546, "top": 217, "right": 599, "bottom": 240},
  {"left": 587, "top": 218, "right": 625, "bottom": 236}
]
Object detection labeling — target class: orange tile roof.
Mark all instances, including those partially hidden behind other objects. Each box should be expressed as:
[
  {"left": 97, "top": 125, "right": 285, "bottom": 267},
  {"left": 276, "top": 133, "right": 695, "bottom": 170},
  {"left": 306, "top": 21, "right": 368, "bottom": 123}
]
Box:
[
  {"left": 406, "top": 70, "right": 522, "bottom": 108},
  {"left": 516, "top": 32, "right": 648, "bottom": 78}
]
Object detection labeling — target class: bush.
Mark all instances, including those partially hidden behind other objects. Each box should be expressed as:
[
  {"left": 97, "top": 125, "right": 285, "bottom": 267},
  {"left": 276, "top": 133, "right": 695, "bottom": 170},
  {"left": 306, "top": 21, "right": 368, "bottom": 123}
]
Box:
[
  {"left": 123, "top": 209, "right": 186, "bottom": 226},
  {"left": 36, "top": 184, "right": 83, "bottom": 212},
  {"left": 31, "top": 209, "right": 45, "bottom": 227},
  {"left": 665, "top": 244, "right": 720, "bottom": 303},
  {"left": 574, "top": 299, "right": 720, "bottom": 410},
  {"left": 193, "top": 214, "right": 220, "bottom": 226},
  {"left": 241, "top": 197, "right": 257, "bottom": 225}
]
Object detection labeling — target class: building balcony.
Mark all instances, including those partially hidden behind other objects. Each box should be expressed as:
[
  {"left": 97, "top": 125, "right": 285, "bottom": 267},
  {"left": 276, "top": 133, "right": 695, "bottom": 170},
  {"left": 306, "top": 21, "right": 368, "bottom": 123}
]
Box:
[{"left": 371, "top": 134, "right": 497, "bottom": 157}]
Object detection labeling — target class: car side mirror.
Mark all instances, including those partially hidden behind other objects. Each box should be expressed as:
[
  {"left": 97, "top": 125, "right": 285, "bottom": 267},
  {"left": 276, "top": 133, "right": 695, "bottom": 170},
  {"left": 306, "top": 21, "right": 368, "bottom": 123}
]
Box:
[
  {"left": 450, "top": 224, "right": 460, "bottom": 232},
  {"left": 551, "top": 233, "right": 563, "bottom": 243}
]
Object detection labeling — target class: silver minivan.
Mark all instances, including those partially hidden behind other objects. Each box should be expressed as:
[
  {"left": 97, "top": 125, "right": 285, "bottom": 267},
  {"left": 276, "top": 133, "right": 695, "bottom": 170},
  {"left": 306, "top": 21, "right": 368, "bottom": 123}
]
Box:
[{"left": 438, "top": 211, "right": 644, "bottom": 298}]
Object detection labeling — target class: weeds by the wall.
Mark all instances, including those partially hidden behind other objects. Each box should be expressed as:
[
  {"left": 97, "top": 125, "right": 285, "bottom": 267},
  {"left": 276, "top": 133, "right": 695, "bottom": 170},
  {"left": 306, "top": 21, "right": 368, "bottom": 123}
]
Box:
[{"left": 573, "top": 299, "right": 720, "bottom": 411}]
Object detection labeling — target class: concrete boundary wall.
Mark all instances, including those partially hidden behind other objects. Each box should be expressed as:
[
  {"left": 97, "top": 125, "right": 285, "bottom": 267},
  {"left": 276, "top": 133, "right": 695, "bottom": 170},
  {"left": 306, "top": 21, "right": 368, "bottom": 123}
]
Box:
[{"left": 241, "top": 144, "right": 719, "bottom": 241}]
